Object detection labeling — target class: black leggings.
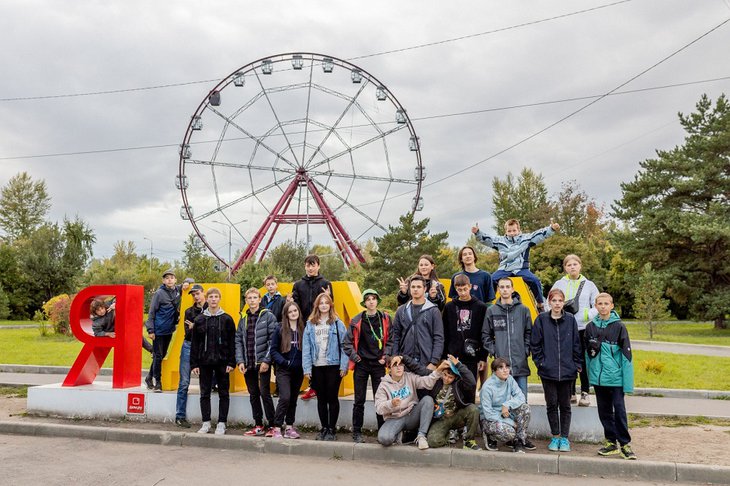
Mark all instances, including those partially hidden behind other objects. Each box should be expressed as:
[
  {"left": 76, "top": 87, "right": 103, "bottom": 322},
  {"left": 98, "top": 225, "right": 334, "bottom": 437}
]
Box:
[
  {"left": 542, "top": 378, "right": 573, "bottom": 437},
  {"left": 274, "top": 367, "right": 304, "bottom": 427},
  {"left": 199, "top": 364, "right": 230, "bottom": 423},
  {"left": 311, "top": 365, "right": 342, "bottom": 430}
]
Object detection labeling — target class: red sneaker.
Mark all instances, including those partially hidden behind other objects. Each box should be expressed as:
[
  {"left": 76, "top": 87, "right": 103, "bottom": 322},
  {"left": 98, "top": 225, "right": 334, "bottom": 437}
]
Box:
[
  {"left": 301, "top": 388, "right": 317, "bottom": 401},
  {"left": 244, "top": 425, "right": 265, "bottom": 436},
  {"left": 264, "top": 427, "right": 276, "bottom": 438}
]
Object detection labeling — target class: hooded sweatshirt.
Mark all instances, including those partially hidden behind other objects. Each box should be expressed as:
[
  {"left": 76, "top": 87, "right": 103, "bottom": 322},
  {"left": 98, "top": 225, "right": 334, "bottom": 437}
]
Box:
[
  {"left": 584, "top": 310, "right": 634, "bottom": 393},
  {"left": 190, "top": 307, "right": 236, "bottom": 369},
  {"left": 479, "top": 373, "right": 526, "bottom": 427},
  {"left": 387, "top": 299, "right": 444, "bottom": 367},
  {"left": 550, "top": 275, "right": 599, "bottom": 330},
  {"left": 145, "top": 284, "right": 182, "bottom": 336},
  {"left": 482, "top": 292, "right": 532, "bottom": 377},
  {"left": 292, "top": 274, "right": 333, "bottom": 319},
  {"left": 374, "top": 370, "right": 442, "bottom": 420}
]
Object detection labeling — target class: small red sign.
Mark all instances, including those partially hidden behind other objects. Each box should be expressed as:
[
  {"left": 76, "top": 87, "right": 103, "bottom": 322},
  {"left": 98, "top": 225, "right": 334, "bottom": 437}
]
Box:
[{"left": 127, "top": 393, "right": 145, "bottom": 414}]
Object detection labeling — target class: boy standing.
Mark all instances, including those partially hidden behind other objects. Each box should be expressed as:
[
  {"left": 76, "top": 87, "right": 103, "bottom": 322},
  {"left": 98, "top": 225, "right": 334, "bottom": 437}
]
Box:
[
  {"left": 442, "top": 274, "right": 488, "bottom": 382},
  {"left": 292, "top": 254, "right": 333, "bottom": 401},
  {"left": 191, "top": 288, "right": 236, "bottom": 435},
  {"left": 145, "top": 269, "right": 192, "bottom": 392},
  {"left": 343, "top": 288, "right": 390, "bottom": 442},
  {"left": 235, "top": 287, "right": 279, "bottom": 436},
  {"left": 175, "top": 284, "right": 206, "bottom": 428},
  {"left": 448, "top": 246, "right": 495, "bottom": 304},
  {"left": 585, "top": 293, "right": 637, "bottom": 460},
  {"left": 261, "top": 275, "right": 285, "bottom": 323},
  {"left": 386, "top": 275, "right": 444, "bottom": 372},
  {"left": 472, "top": 219, "right": 559, "bottom": 310}
]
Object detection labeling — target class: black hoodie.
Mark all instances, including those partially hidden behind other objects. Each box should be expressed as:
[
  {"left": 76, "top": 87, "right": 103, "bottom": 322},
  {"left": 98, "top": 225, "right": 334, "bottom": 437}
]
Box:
[{"left": 292, "top": 274, "right": 333, "bottom": 319}]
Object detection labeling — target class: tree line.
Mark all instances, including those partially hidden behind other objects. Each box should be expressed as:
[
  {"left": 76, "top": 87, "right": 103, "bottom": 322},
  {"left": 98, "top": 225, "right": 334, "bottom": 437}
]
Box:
[{"left": 0, "top": 94, "right": 727, "bottom": 328}]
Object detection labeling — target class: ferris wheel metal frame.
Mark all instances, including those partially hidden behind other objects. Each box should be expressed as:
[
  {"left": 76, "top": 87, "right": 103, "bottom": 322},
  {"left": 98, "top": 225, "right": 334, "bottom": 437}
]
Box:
[{"left": 176, "top": 52, "right": 425, "bottom": 272}]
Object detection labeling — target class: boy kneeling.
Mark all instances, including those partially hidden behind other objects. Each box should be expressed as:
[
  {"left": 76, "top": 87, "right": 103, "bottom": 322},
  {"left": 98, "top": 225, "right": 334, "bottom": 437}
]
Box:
[
  {"left": 427, "top": 355, "right": 481, "bottom": 450},
  {"left": 375, "top": 355, "right": 442, "bottom": 450}
]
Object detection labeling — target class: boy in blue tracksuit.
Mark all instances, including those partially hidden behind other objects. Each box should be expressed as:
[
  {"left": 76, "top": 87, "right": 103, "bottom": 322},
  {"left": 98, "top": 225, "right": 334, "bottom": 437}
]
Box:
[
  {"left": 584, "top": 292, "right": 636, "bottom": 460},
  {"left": 472, "top": 218, "right": 560, "bottom": 310}
]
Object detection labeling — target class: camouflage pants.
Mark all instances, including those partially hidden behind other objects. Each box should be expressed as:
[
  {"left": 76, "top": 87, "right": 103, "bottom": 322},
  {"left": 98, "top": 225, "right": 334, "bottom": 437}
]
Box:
[{"left": 480, "top": 403, "right": 530, "bottom": 443}]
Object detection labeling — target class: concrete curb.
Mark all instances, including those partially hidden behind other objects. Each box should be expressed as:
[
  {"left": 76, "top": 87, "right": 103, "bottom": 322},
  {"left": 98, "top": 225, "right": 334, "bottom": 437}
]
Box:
[{"left": 1, "top": 420, "right": 728, "bottom": 484}]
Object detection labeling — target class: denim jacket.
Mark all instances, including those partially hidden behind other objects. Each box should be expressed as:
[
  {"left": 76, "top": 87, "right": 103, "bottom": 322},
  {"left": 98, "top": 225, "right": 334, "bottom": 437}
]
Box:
[{"left": 302, "top": 319, "right": 349, "bottom": 375}]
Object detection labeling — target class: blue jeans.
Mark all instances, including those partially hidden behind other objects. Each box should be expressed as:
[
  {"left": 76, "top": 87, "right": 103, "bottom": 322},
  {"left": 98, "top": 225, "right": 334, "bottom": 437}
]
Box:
[
  {"left": 175, "top": 341, "right": 191, "bottom": 420},
  {"left": 514, "top": 375, "right": 528, "bottom": 401}
]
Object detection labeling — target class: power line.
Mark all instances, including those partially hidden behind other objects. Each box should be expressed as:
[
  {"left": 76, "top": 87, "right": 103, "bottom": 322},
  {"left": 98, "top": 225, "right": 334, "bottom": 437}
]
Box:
[
  {"left": 2, "top": 74, "right": 728, "bottom": 161},
  {"left": 0, "top": 0, "right": 632, "bottom": 103}
]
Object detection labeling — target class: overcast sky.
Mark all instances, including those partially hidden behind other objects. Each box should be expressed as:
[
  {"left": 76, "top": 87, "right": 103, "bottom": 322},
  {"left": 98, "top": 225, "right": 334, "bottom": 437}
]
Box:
[{"left": 2, "top": 0, "right": 729, "bottom": 267}]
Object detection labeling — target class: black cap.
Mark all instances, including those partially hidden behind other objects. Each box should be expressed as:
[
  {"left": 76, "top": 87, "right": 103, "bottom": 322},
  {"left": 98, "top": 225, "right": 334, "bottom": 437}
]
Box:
[{"left": 188, "top": 284, "right": 204, "bottom": 295}]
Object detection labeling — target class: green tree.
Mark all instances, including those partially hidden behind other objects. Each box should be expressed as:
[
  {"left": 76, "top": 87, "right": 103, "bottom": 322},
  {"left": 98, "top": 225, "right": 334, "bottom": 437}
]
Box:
[
  {"left": 0, "top": 172, "right": 51, "bottom": 240},
  {"left": 491, "top": 168, "right": 551, "bottom": 232},
  {"left": 181, "top": 234, "right": 226, "bottom": 282},
  {"left": 612, "top": 94, "right": 730, "bottom": 328},
  {"left": 553, "top": 180, "right": 606, "bottom": 238},
  {"left": 634, "top": 263, "right": 671, "bottom": 339},
  {"left": 267, "top": 240, "right": 308, "bottom": 281},
  {"left": 364, "top": 213, "right": 452, "bottom": 309},
  {"left": 0, "top": 285, "right": 10, "bottom": 320}
]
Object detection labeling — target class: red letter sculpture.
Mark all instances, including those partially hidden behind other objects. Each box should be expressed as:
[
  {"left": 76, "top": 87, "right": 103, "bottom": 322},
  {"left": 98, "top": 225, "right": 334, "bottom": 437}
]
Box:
[{"left": 63, "top": 285, "right": 144, "bottom": 388}]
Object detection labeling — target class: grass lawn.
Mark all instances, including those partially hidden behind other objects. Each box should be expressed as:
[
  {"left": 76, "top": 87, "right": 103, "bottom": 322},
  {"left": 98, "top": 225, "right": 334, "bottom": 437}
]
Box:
[
  {"left": 0, "top": 328, "right": 152, "bottom": 368},
  {"left": 0, "top": 320, "right": 36, "bottom": 326},
  {"left": 520, "top": 349, "right": 730, "bottom": 391},
  {"left": 625, "top": 321, "right": 730, "bottom": 346}
]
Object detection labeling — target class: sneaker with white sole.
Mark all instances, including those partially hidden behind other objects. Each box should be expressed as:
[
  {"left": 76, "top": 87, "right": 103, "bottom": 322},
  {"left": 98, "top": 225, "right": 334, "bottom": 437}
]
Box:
[
  {"left": 215, "top": 422, "right": 226, "bottom": 435},
  {"left": 578, "top": 392, "right": 590, "bottom": 407},
  {"left": 197, "top": 421, "right": 211, "bottom": 434},
  {"left": 284, "top": 426, "right": 300, "bottom": 439},
  {"left": 416, "top": 434, "right": 429, "bottom": 450}
]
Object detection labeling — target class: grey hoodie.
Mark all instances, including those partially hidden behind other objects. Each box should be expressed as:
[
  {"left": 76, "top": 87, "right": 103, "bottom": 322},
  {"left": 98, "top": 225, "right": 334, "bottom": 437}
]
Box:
[
  {"left": 386, "top": 299, "right": 444, "bottom": 366},
  {"left": 482, "top": 292, "right": 533, "bottom": 377},
  {"left": 374, "top": 370, "right": 442, "bottom": 420}
]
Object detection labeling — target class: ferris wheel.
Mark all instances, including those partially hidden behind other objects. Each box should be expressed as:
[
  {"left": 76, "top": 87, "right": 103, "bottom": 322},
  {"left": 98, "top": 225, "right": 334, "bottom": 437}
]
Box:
[{"left": 177, "top": 52, "right": 425, "bottom": 272}]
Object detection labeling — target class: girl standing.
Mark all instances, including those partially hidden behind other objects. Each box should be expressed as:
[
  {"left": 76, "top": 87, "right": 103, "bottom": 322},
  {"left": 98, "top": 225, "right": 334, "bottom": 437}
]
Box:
[
  {"left": 302, "top": 293, "right": 349, "bottom": 440},
  {"left": 269, "top": 302, "right": 306, "bottom": 439},
  {"left": 397, "top": 254, "right": 446, "bottom": 310}
]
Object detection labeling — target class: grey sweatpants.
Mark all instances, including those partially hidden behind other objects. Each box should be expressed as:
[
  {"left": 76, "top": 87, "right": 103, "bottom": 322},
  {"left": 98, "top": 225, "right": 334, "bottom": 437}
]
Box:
[{"left": 378, "top": 396, "right": 434, "bottom": 446}]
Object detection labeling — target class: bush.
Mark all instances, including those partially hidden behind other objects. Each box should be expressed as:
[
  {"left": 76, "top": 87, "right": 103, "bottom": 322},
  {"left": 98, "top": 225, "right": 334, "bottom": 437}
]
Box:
[
  {"left": 641, "top": 358, "right": 665, "bottom": 375},
  {"left": 33, "top": 309, "right": 49, "bottom": 336},
  {"left": 42, "top": 294, "right": 73, "bottom": 335}
]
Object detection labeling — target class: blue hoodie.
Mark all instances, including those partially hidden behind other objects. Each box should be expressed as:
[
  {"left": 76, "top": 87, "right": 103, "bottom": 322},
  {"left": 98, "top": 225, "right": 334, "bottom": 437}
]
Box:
[{"left": 479, "top": 373, "right": 526, "bottom": 428}]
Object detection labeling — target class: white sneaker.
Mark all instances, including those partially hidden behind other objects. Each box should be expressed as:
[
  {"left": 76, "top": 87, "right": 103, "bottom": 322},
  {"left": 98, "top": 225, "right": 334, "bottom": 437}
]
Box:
[
  {"left": 416, "top": 434, "right": 429, "bottom": 450},
  {"left": 215, "top": 422, "right": 226, "bottom": 435},
  {"left": 197, "top": 421, "right": 211, "bottom": 434},
  {"left": 579, "top": 392, "right": 590, "bottom": 407}
]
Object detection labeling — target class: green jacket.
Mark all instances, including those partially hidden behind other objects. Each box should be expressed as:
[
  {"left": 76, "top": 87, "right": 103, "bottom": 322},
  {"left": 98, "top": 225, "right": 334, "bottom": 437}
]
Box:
[{"left": 584, "top": 311, "right": 634, "bottom": 393}]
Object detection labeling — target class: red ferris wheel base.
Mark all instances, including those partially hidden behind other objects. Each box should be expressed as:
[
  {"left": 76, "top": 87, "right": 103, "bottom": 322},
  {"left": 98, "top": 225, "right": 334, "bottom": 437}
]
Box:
[{"left": 232, "top": 169, "right": 366, "bottom": 272}]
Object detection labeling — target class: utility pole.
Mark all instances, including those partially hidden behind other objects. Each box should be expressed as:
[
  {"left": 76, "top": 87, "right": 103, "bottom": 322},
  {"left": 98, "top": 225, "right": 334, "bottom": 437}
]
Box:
[{"left": 143, "top": 237, "right": 153, "bottom": 273}]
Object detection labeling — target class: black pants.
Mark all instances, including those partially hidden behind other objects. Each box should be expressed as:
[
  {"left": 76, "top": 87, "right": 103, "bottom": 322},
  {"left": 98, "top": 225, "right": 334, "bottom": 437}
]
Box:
[
  {"left": 573, "top": 329, "right": 589, "bottom": 394},
  {"left": 311, "top": 365, "right": 342, "bottom": 430},
  {"left": 244, "top": 366, "right": 275, "bottom": 426},
  {"left": 542, "top": 378, "right": 573, "bottom": 437},
  {"left": 199, "top": 364, "right": 230, "bottom": 423},
  {"left": 594, "top": 385, "right": 631, "bottom": 446},
  {"left": 274, "top": 367, "right": 304, "bottom": 427},
  {"left": 152, "top": 334, "right": 173, "bottom": 383},
  {"left": 352, "top": 360, "right": 386, "bottom": 433}
]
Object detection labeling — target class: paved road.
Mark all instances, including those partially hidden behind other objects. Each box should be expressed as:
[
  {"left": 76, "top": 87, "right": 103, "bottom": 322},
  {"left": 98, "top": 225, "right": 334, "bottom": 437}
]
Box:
[
  {"left": 632, "top": 340, "right": 730, "bottom": 357},
  {"left": 0, "top": 434, "right": 676, "bottom": 486}
]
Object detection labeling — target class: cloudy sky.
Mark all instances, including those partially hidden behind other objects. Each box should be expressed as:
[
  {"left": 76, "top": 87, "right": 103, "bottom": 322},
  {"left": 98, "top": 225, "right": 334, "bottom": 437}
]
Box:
[{"left": 2, "top": 0, "right": 729, "bottom": 267}]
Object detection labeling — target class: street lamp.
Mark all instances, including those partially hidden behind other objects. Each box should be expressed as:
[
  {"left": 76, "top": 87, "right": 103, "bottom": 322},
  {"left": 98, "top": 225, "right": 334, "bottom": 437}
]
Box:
[
  {"left": 143, "top": 237, "right": 153, "bottom": 273},
  {"left": 211, "top": 219, "right": 247, "bottom": 281}
]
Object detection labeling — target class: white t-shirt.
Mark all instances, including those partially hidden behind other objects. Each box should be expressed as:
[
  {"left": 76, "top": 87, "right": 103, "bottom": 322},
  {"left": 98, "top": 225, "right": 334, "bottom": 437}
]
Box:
[{"left": 314, "top": 320, "right": 330, "bottom": 367}]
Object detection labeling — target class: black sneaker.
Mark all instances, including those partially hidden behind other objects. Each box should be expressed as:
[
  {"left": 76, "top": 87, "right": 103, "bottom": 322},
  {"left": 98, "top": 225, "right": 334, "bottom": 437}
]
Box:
[
  {"left": 523, "top": 438, "right": 536, "bottom": 451},
  {"left": 316, "top": 428, "right": 327, "bottom": 441},
  {"left": 513, "top": 440, "right": 525, "bottom": 453},
  {"left": 598, "top": 440, "right": 620, "bottom": 456},
  {"left": 620, "top": 444, "right": 637, "bottom": 460},
  {"left": 352, "top": 432, "right": 365, "bottom": 443},
  {"left": 324, "top": 429, "right": 336, "bottom": 441},
  {"left": 144, "top": 374, "right": 154, "bottom": 390},
  {"left": 153, "top": 383, "right": 162, "bottom": 393},
  {"left": 505, "top": 439, "right": 515, "bottom": 448},
  {"left": 175, "top": 418, "right": 191, "bottom": 428},
  {"left": 484, "top": 434, "right": 498, "bottom": 451},
  {"left": 448, "top": 429, "right": 458, "bottom": 444}
]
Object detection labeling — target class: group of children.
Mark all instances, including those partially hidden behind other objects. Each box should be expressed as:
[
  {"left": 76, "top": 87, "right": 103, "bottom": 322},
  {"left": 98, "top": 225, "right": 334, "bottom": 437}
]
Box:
[{"left": 89, "top": 218, "right": 635, "bottom": 460}]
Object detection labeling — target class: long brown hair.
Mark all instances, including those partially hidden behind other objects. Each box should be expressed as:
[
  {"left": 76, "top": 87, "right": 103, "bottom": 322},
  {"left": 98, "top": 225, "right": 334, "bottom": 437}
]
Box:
[
  {"left": 416, "top": 254, "right": 439, "bottom": 280},
  {"left": 280, "top": 301, "right": 305, "bottom": 353},
  {"left": 309, "top": 293, "right": 338, "bottom": 324}
]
